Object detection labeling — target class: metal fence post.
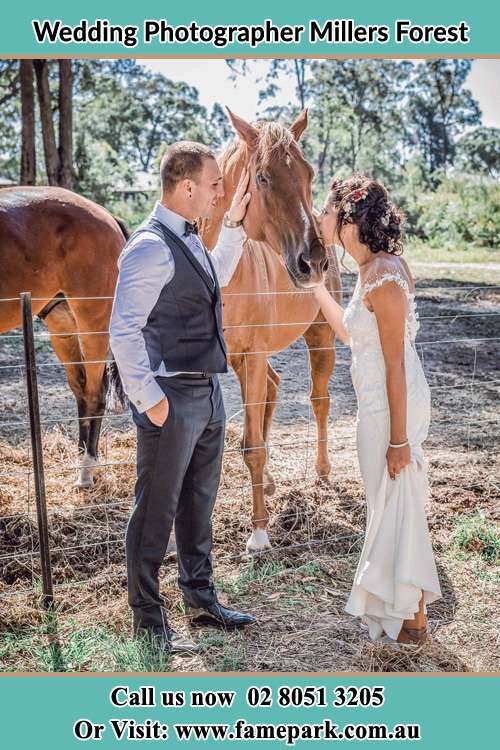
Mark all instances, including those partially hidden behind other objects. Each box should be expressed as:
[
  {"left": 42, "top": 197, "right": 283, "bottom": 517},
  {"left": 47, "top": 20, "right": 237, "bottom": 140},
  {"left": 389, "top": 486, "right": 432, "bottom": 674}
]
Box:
[{"left": 20, "top": 292, "right": 54, "bottom": 608}]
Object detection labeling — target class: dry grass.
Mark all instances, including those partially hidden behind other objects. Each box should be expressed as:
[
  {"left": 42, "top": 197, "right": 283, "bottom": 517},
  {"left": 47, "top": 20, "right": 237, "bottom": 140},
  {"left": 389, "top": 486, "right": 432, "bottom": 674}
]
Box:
[{"left": 0, "top": 420, "right": 498, "bottom": 674}]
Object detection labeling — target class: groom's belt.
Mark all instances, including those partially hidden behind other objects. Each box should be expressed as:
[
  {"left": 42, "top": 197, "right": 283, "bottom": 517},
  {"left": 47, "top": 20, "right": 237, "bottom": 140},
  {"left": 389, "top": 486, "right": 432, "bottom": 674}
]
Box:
[{"left": 169, "top": 372, "right": 211, "bottom": 380}]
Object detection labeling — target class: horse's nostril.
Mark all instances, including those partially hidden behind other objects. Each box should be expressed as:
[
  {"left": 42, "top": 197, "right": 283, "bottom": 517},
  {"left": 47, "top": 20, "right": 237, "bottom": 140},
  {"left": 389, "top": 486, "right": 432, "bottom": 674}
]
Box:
[
  {"left": 322, "top": 257, "right": 329, "bottom": 273},
  {"left": 297, "top": 253, "right": 311, "bottom": 275}
]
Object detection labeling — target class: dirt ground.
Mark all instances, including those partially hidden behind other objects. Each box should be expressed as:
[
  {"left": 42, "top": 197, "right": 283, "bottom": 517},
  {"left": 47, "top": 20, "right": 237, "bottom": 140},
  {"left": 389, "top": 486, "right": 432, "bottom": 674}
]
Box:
[{"left": 0, "top": 271, "right": 498, "bottom": 672}]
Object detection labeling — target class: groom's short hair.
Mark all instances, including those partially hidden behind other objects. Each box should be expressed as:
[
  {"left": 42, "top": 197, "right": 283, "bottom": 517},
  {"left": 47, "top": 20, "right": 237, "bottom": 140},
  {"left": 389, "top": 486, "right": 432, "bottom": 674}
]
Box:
[{"left": 160, "top": 141, "right": 216, "bottom": 194}]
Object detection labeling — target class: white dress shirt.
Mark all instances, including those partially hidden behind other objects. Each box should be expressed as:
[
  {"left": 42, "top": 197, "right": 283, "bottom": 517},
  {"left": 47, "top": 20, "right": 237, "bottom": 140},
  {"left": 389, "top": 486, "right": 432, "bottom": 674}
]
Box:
[{"left": 109, "top": 202, "right": 245, "bottom": 412}]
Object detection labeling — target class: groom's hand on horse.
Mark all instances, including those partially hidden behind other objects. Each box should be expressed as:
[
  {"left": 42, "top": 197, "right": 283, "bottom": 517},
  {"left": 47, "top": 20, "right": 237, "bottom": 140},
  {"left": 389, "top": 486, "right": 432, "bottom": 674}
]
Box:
[
  {"left": 146, "top": 397, "right": 169, "bottom": 427},
  {"left": 227, "top": 168, "right": 251, "bottom": 223},
  {"left": 386, "top": 444, "right": 411, "bottom": 480}
]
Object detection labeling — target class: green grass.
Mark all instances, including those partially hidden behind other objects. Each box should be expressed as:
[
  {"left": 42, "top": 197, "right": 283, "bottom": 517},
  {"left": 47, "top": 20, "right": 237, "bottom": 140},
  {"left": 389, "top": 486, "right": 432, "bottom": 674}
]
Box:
[
  {"left": 338, "top": 241, "right": 499, "bottom": 283},
  {"left": 406, "top": 240, "right": 499, "bottom": 266},
  {"left": 0, "top": 613, "right": 172, "bottom": 672},
  {"left": 447, "top": 515, "right": 500, "bottom": 565},
  {"left": 216, "top": 559, "right": 322, "bottom": 598},
  {"left": 1, "top": 614, "right": 252, "bottom": 673},
  {"left": 198, "top": 630, "right": 249, "bottom": 672},
  {"left": 215, "top": 559, "right": 288, "bottom": 597}
]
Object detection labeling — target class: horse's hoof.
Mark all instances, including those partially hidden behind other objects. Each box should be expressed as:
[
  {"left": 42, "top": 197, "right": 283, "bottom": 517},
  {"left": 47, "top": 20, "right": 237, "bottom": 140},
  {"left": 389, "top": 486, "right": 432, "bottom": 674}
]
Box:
[
  {"left": 75, "top": 476, "right": 93, "bottom": 489},
  {"left": 246, "top": 529, "right": 271, "bottom": 553},
  {"left": 76, "top": 454, "right": 98, "bottom": 489},
  {"left": 315, "top": 474, "right": 331, "bottom": 488}
]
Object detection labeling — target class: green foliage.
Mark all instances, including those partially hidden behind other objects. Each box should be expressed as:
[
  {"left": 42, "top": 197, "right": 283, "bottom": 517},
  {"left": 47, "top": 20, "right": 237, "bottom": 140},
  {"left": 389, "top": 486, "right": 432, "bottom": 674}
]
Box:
[
  {"left": 2, "top": 58, "right": 497, "bottom": 252},
  {"left": 0, "top": 60, "right": 20, "bottom": 180},
  {"left": 71, "top": 60, "right": 215, "bottom": 204},
  {"left": 306, "top": 59, "right": 413, "bottom": 187},
  {"left": 74, "top": 131, "right": 134, "bottom": 205},
  {"left": 0, "top": 59, "right": 232, "bottom": 206},
  {"left": 108, "top": 197, "right": 151, "bottom": 232},
  {"left": 456, "top": 127, "right": 500, "bottom": 179},
  {"left": 404, "top": 174, "right": 500, "bottom": 248},
  {"left": 407, "top": 60, "right": 480, "bottom": 174},
  {"left": 448, "top": 515, "right": 500, "bottom": 565}
]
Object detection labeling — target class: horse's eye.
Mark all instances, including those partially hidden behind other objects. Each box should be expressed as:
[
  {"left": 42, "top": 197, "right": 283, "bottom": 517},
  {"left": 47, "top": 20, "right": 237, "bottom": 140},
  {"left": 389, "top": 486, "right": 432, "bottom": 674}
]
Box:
[{"left": 256, "top": 173, "right": 268, "bottom": 186}]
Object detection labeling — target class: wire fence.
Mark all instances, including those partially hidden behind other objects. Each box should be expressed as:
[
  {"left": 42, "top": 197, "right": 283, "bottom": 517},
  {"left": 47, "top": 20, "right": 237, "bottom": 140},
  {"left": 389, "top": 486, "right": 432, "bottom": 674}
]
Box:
[{"left": 0, "top": 277, "right": 499, "bottom": 610}]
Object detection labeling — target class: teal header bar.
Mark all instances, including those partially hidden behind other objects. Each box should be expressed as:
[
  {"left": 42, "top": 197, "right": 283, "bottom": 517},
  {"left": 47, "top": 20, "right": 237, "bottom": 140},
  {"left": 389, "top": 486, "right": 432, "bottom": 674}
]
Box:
[
  {"left": 1, "top": 674, "right": 497, "bottom": 748},
  {"left": 1, "top": 1, "right": 499, "bottom": 56}
]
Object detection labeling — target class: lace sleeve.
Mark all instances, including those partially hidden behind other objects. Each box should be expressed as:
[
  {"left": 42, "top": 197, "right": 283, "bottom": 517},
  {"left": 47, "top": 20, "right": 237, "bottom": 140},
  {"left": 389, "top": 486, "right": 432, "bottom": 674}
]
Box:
[{"left": 360, "top": 258, "right": 411, "bottom": 299}]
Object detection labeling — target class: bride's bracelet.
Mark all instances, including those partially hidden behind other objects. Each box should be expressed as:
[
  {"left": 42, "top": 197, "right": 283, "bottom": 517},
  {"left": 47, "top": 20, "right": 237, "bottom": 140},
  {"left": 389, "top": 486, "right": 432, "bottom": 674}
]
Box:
[{"left": 389, "top": 440, "right": 409, "bottom": 448}]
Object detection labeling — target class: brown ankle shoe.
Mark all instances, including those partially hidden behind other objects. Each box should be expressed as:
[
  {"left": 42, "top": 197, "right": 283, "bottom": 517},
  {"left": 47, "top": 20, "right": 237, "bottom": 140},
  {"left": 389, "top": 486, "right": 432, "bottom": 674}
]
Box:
[{"left": 397, "top": 625, "right": 429, "bottom": 645}]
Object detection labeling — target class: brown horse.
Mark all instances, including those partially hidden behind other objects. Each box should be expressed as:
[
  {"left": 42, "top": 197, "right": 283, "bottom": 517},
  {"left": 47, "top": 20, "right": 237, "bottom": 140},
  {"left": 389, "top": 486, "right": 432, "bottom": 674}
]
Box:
[
  {"left": 0, "top": 186, "right": 127, "bottom": 486},
  {"left": 202, "top": 109, "right": 342, "bottom": 552}
]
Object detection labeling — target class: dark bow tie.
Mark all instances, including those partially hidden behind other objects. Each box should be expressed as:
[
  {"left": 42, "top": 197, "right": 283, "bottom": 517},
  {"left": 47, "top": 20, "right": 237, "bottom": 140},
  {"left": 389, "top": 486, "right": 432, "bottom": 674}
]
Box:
[{"left": 184, "top": 220, "right": 198, "bottom": 237}]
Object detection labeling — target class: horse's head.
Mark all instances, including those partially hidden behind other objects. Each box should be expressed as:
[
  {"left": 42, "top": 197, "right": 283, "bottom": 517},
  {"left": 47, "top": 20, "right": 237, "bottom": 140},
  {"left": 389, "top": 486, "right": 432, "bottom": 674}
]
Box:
[{"left": 221, "top": 109, "right": 328, "bottom": 288}]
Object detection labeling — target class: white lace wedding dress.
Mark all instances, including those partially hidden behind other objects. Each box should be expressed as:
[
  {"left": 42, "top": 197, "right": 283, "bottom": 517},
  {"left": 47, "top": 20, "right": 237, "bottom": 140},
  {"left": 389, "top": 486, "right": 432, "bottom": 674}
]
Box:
[{"left": 343, "top": 256, "right": 442, "bottom": 640}]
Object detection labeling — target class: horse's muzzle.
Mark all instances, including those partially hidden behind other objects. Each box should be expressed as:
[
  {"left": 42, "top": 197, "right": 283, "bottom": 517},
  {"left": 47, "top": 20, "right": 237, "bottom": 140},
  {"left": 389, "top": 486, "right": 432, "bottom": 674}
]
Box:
[{"left": 285, "top": 244, "right": 329, "bottom": 289}]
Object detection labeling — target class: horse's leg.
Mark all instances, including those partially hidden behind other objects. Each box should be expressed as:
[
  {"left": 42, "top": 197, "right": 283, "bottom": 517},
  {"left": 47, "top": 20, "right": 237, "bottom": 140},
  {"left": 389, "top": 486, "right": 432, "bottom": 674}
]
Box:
[
  {"left": 232, "top": 354, "right": 271, "bottom": 552},
  {"left": 303, "top": 312, "right": 336, "bottom": 484},
  {"left": 41, "top": 301, "right": 97, "bottom": 487},
  {"left": 261, "top": 363, "right": 281, "bottom": 497},
  {"left": 65, "top": 299, "right": 112, "bottom": 488}
]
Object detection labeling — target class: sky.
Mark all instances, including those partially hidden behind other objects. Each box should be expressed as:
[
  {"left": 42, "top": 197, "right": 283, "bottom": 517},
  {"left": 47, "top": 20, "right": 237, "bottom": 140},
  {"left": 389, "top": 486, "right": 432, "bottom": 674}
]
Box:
[{"left": 139, "top": 58, "right": 500, "bottom": 128}]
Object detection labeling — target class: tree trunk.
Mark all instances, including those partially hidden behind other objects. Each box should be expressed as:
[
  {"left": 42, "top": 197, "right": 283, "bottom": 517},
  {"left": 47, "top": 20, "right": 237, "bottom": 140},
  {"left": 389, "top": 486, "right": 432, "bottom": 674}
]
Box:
[
  {"left": 58, "top": 60, "right": 73, "bottom": 189},
  {"left": 33, "top": 59, "right": 60, "bottom": 186},
  {"left": 20, "top": 61, "right": 36, "bottom": 185},
  {"left": 294, "top": 60, "right": 307, "bottom": 109},
  {"left": 317, "top": 121, "right": 332, "bottom": 188}
]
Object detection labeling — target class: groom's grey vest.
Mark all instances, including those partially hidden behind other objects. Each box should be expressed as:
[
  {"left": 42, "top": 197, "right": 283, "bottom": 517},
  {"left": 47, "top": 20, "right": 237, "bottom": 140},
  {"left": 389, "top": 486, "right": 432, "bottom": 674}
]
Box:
[{"left": 128, "top": 217, "right": 228, "bottom": 375}]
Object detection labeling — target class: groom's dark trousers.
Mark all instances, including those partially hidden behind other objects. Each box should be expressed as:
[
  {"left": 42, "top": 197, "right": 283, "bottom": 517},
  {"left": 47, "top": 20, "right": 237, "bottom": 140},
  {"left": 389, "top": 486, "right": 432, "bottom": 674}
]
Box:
[{"left": 128, "top": 374, "right": 225, "bottom": 628}]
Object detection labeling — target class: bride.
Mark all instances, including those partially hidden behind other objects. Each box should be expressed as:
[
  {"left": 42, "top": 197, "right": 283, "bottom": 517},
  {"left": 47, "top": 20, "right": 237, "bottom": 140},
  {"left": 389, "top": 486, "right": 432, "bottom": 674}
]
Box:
[{"left": 314, "top": 175, "right": 442, "bottom": 644}]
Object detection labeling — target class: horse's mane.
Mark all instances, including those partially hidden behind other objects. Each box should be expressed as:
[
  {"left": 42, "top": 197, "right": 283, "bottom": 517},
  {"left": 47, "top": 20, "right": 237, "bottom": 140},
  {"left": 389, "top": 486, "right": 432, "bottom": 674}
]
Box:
[
  {"left": 218, "top": 139, "right": 240, "bottom": 172},
  {"left": 219, "top": 120, "right": 296, "bottom": 171}
]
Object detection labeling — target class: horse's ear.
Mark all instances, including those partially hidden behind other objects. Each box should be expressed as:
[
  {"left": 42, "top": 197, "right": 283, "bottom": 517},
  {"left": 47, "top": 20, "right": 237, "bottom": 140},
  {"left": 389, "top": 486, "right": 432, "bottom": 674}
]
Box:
[
  {"left": 226, "top": 108, "right": 259, "bottom": 149},
  {"left": 290, "top": 108, "right": 308, "bottom": 141}
]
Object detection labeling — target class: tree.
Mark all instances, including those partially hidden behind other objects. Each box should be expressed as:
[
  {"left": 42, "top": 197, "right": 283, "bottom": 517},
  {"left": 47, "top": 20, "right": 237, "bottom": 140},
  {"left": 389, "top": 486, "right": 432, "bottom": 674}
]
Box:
[
  {"left": 0, "top": 61, "right": 21, "bottom": 182},
  {"left": 306, "top": 59, "right": 412, "bottom": 188},
  {"left": 0, "top": 60, "right": 19, "bottom": 107},
  {"left": 258, "top": 59, "right": 311, "bottom": 109},
  {"left": 73, "top": 61, "right": 208, "bottom": 173},
  {"left": 30, "top": 60, "right": 74, "bottom": 187},
  {"left": 20, "top": 61, "right": 36, "bottom": 184},
  {"left": 70, "top": 61, "right": 213, "bottom": 202},
  {"left": 58, "top": 60, "right": 73, "bottom": 188},
  {"left": 407, "top": 60, "right": 481, "bottom": 175},
  {"left": 207, "top": 103, "right": 234, "bottom": 148},
  {"left": 33, "top": 60, "right": 60, "bottom": 185},
  {"left": 456, "top": 127, "right": 500, "bottom": 179}
]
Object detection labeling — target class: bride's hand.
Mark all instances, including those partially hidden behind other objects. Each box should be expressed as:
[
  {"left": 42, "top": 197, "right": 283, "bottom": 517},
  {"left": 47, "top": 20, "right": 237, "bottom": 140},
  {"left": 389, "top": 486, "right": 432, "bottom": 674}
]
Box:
[{"left": 386, "top": 444, "right": 411, "bottom": 480}]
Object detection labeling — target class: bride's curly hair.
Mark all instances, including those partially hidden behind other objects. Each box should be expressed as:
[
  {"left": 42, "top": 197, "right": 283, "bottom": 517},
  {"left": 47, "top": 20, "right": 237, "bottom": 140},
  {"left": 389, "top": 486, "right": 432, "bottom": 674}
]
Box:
[{"left": 327, "top": 175, "right": 405, "bottom": 255}]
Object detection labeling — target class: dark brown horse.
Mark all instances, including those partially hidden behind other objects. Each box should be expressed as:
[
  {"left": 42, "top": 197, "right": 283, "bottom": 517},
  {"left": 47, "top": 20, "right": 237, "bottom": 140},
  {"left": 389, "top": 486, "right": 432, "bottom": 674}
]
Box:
[
  {"left": 202, "top": 109, "right": 342, "bottom": 552},
  {"left": 0, "top": 187, "right": 127, "bottom": 486}
]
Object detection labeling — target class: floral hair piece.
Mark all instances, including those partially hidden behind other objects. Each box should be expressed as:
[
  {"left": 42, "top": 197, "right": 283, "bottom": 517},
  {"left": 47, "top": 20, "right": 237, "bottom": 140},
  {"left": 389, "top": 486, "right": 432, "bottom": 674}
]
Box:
[
  {"left": 342, "top": 187, "right": 368, "bottom": 221},
  {"left": 381, "top": 207, "right": 391, "bottom": 227}
]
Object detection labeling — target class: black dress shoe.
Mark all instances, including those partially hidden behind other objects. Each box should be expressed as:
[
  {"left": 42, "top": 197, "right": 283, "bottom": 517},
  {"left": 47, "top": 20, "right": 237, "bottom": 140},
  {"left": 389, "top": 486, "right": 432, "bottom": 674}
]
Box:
[
  {"left": 135, "top": 624, "right": 200, "bottom": 655},
  {"left": 186, "top": 601, "right": 256, "bottom": 629}
]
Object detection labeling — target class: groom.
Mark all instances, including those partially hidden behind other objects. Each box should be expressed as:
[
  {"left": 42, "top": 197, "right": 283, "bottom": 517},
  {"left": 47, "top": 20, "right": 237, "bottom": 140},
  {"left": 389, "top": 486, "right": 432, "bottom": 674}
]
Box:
[{"left": 110, "top": 141, "right": 255, "bottom": 654}]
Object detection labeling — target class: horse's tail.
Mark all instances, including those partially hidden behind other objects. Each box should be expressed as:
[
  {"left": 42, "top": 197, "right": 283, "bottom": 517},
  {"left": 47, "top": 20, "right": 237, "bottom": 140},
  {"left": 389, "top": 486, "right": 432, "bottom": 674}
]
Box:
[
  {"left": 106, "top": 216, "right": 129, "bottom": 411},
  {"left": 113, "top": 215, "right": 130, "bottom": 242},
  {"left": 106, "top": 352, "right": 128, "bottom": 411}
]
